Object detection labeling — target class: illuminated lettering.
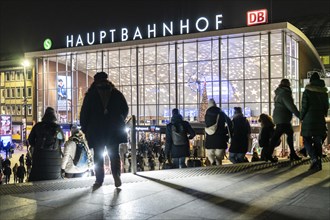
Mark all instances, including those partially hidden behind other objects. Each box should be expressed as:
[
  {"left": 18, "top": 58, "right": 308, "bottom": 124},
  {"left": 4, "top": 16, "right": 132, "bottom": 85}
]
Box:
[
  {"left": 163, "top": 22, "right": 173, "bottom": 36},
  {"left": 64, "top": 13, "right": 225, "bottom": 48},
  {"left": 122, "top": 28, "right": 128, "bottom": 41},
  {"left": 148, "top": 24, "right": 156, "bottom": 38},
  {"left": 87, "top": 32, "right": 95, "bottom": 45},
  {"left": 76, "top": 35, "right": 83, "bottom": 46},
  {"left": 100, "top": 30, "right": 106, "bottom": 43},
  {"left": 109, "top": 29, "right": 116, "bottom": 42},
  {"left": 216, "top": 14, "right": 223, "bottom": 30},
  {"left": 247, "top": 9, "right": 268, "bottom": 26},
  {"left": 66, "top": 35, "right": 73, "bottom": 47},
  {"left": 180, "top": 19, "right": 190, "bottom": 34},
  {"left": 133, "top": 27, "right": 142, "bottom": 40},
  {"left": 196, "top": 17, "right": 209, "bottom": 32}
]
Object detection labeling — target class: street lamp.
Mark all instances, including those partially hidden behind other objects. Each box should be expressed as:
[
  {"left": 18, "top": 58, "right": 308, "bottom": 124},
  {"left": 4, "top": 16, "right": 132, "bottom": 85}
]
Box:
[{"left": 22, "top": 59, "right": 30, "bottom": 150}]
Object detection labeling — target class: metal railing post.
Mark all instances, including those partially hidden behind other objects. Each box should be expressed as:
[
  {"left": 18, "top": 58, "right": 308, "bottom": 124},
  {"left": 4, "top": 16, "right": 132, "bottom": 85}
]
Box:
[{"left": 129, "top": 115, "right": 137, "bottom": 174}]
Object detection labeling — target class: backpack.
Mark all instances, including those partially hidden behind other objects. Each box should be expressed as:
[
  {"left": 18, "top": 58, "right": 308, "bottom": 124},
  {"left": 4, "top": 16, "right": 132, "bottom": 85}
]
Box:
[
  {"left": 36, "top": 124, "right": 62, "bottom": 151},
  {"left": 171, "top": 123, "right": 188, "bottom": 145}
]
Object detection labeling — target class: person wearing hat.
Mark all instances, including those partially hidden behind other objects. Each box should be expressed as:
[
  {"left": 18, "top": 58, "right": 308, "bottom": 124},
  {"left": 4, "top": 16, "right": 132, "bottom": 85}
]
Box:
[
  {"left": 80, "top": 72, "right": 128, "bottom": 187},
  {"left": 228, "top": 107, "right": 251, "bottom": 163},
  {"left": 301, "top": 72, "right": 329, "bottom": 171},
  {"left": 204, "top": 99, "right": 232, "bottom": 165},
  {"left": 28, "top": 107, "right": 65, "bottom": 181},
  {"left": 165, "top": 108, "right": 196, "bottom": 168}
]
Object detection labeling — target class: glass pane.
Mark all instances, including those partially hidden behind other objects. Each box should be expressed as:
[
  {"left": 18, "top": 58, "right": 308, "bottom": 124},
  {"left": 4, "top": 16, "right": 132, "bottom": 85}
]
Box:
[
  {"left": 157, "top": 64, "right": 169, "bottom": 84},
  {"left": 261, "top": 79, "right": 269, "bottom": 102},
  {"left": 229, "top": 80, "right": 244, "bottom": 103},
  {"left": 270, "top": 55, "right": 282, "bottom": 78},
  {"left": 119, "top": 49, "right": 129, "bottom": 67},
  {"left": 198, "top": 40, "right": 212, "bottom": 61},
  {"left": 220, "top": 38, "right": 228, "bottom": 59},
  {"left": 245, "top": 35, "right": 260, "bottom": 57},
  {"left": 184, "top": 42, "right": 197, "bottom": 62},
  {"left": 270, "top": 33, "right": 282, "bottom": 55},
  {"left": 245, "top": 57, "right": 260, "bottom": 79},
  {"left": 245, "top": 103, "right": 261, "bottom": 117},
  {"left": 144, "top": 47, "right": 156, "bottom": 65},
  {"left": 109, "top": 51, "right": 119, "bottom": 67},
  {"left": 228, "top": 37, "right": 243, "bottom": 58},
  {"left": 261, "top": 56, "right": 269, "bottom": 78},
  {"left": 228, "top": 58, "right": 243, "bottom": 80},
  {"left": 245, "top": 80, "right": 261, "bottom": 102},
  {"left": 157, "top": 45, "right": 169, "bottom": 64}
]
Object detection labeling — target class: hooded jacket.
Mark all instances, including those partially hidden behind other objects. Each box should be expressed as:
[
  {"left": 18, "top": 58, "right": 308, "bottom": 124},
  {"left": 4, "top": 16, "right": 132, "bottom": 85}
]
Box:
[
  {"left": 165, "top": 114, "right": 195, "bottom": 158},
  {"left": 301, "top": 79, "right": 329, "bottom": 137},
  {"left": 272, "top": 85, "right": 300, "bottom": 124}
]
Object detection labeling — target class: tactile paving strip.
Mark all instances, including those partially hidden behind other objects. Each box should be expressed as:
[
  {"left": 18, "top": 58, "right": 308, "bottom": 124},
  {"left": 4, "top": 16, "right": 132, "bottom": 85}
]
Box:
[{"left": 1, "top": 157, "right": 328, "bottom": 195}]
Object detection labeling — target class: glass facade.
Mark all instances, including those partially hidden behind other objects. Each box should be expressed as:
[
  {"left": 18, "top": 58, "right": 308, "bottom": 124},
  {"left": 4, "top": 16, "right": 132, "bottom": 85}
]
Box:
[{"left": 35, "top": 30, "right": 299, "bottom": 126}]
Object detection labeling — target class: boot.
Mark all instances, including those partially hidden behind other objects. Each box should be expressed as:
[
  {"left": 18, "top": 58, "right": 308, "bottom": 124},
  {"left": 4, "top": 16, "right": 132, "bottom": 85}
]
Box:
[
  {"left": 309, "top": 159, "right": 322, "bottom": 172},
  {"left": 290, "top": 153, "right": 302, "bottom": 161}
]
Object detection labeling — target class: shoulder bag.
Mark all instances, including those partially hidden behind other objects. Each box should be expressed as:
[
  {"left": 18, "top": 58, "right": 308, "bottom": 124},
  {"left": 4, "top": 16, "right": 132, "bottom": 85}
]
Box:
[{"left": 205, "top": 113, "right": 220, "bottom": 135}]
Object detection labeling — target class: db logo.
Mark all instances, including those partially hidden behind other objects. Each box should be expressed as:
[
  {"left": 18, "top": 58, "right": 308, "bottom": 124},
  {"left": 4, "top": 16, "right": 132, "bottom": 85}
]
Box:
[{"left": 247, "top": 9, "right": 268, "bottom": 26}]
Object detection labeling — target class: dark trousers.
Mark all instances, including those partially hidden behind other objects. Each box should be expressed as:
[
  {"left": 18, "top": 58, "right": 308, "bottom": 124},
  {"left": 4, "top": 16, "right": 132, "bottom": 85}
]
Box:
[
  {"left": 303, "top": 136, "right": 323, "bottom": 161},
  {"left": 268, "top": 123, "right": 295, "bottom": 158},
  {"left": 94, "top": 145, "right": 121, "bottom": 183}
]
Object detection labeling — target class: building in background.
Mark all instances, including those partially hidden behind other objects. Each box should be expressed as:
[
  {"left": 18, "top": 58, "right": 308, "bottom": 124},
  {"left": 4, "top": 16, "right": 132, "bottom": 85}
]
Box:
[{"left": 0, "top": 60, "right": 34, "bottom": 144}]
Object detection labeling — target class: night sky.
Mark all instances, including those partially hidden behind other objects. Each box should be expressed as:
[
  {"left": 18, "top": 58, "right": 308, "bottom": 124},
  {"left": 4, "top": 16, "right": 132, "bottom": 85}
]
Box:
[{"left": 0, "top": 0, "right": 329, "bottom": 60}]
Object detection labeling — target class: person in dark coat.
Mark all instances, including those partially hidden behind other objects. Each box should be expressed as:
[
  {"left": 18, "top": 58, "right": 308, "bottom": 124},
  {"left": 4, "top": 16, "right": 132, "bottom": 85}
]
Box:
[
  {"left": 165, "top": 108, "right": 195, "bottom": 168},
  {"left": 258, "top": 113, "right": 279, "bottom": 161},
  {"left": 28, "top": 107, "right": 64, "bottom": 181},
  {"left": 204, "top": 99, "right": 232, "bottom": 165},
  {"left": 17, "top": 162, "right": 26, "bottom": 183},
  {"left": 229, "top": 107, "right": 251, "bottom": 163},
  {"left": 301, "top": 72, "right": 329, "bottom": 171},
  {"left": 268, "top": 79, "right": 301, "bottom": 162},
  {"left": 19, "top": 154, "right": 25, "bottom": 166},
  {"left": 80, "top": 72, "right": 128, "bottom": 187}
]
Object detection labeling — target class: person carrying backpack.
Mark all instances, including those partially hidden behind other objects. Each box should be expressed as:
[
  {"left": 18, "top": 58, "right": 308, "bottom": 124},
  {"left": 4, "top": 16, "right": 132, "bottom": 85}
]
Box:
[
  {"left": 165, "top": 108, "right": 196, "bottom": 168},
  {"left": 61, "top": 125, "right": 93, "bottom": 177},
  {"left": 28, "top": 107, "right": 65, "bottom": 181}
]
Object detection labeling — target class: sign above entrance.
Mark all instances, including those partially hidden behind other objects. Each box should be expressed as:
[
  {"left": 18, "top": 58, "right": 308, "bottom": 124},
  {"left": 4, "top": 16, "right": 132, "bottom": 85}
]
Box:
[{"left": 65, "top": 14, "right": 223, "bottom": 48}]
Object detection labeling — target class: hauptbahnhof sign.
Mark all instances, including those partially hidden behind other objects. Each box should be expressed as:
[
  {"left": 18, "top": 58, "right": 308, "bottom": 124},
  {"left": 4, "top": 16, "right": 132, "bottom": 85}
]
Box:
[{"left": 66, "top": 14, "right": 224, "bottom": 48}]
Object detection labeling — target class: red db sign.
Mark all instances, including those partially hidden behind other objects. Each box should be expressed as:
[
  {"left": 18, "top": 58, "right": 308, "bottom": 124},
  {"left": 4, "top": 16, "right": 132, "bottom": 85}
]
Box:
[{"left": 247, "top": 9, "right": 268, "bottom": 26}]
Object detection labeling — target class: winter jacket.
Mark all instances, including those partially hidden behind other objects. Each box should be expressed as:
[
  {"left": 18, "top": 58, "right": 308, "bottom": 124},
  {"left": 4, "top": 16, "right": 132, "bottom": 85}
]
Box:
[
  {"left": 17, "top": 165, "right": 26, "bottom": 178},
  {"left": 61, "top": 133, "right": 92, "bottom": 174},
  {"left": 204, "top": 106, "right": 232, "bottom": 149},
  {"left": 229, "top": 113, "right": 251, "bottom": 153},
  {"left": 272, "top": 85, "right": 300, "bottom": 124},
  {"left": 258, "top": 126, "right": 275, "bottom": 149},
  {"left": 165, "top": 114, "right": 196, "bottom": 158},
  {"left": 301, "top": 79, "right": 329, "bottom": 137},
  {"left": 80, "top": 80, "right": 129, "bottom": 149},
  {"left": 28, "top": 121, "right": 64, "bottom": 181}
]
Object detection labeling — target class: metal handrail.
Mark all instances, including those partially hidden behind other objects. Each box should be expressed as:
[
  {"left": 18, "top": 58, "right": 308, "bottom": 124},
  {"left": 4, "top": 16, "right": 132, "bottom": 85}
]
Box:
[{"left": 126, "top": 115, "right": 137, "bottom": 174}]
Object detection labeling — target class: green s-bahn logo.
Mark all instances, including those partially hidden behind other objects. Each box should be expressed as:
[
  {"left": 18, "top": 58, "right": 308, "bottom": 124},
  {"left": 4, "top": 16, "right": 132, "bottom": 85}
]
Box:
[{"left": 44, "top": 38, "right": 52, "bottom": 50}]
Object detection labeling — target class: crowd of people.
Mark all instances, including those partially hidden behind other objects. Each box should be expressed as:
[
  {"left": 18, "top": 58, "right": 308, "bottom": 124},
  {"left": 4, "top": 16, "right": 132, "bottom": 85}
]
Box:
[{"left": 1, "top": 71, "right": 328, "bottom": 187}]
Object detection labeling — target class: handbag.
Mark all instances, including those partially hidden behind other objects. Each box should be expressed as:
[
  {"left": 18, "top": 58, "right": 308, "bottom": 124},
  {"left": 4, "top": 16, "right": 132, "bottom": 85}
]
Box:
[{"left": 205, "top": 114, "right": 220, "bottom": 135}]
